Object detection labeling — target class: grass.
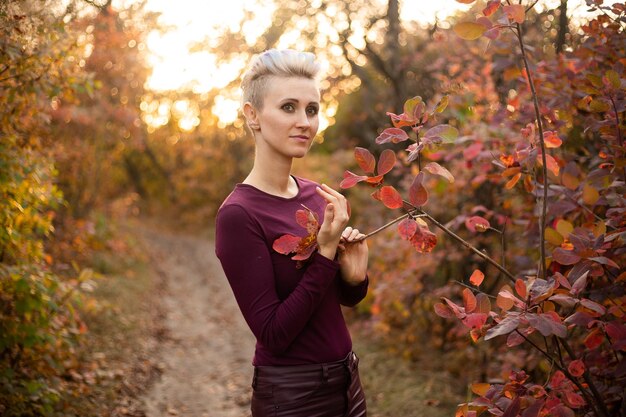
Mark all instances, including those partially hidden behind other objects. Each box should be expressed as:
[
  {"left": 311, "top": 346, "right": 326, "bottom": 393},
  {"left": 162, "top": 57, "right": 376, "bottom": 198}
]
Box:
[
  {"left": 57, "top": 228, "right": 163, "bottom": 417},
  {"left": 350, "top": 321, "right": 463, "bottom": 417}
]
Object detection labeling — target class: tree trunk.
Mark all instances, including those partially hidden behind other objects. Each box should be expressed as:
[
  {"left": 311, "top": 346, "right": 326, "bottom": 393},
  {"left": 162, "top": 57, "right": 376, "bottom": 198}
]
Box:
[{"left": 556, "top": 0, "right": 568, "bottom": 54}]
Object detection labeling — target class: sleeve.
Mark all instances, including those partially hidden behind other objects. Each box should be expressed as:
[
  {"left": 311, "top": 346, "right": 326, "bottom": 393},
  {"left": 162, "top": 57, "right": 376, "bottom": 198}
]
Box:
[
  {"left": 215, "top": 204, "right": 340, "bottom": 354},
  {"left": 338, "top": 273, "right": 369, "bottom": 307}
]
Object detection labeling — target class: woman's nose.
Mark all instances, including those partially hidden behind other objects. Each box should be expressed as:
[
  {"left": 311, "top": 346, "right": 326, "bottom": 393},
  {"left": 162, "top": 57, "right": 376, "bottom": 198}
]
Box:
[{"left": 295, "top": 110, "right": 311, "bottom": 128}]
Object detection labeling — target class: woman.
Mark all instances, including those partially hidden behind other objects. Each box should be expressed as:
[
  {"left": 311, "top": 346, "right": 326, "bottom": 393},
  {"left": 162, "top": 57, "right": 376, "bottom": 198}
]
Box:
[{"left": 215, "top": 49, "right": 369, "bottom": 417}]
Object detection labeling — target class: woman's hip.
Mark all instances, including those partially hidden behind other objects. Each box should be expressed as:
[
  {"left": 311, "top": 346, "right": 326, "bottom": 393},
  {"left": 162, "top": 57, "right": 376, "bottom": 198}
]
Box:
[{"left": 251, "top": 351, "right": 366, "bottom": 417}]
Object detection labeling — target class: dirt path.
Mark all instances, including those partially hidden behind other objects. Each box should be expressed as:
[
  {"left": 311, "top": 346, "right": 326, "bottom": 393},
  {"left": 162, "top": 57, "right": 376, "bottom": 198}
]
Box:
[
  {"left": 132, "top": 221, "right": 459, "bottom": 417},
  {"left": 137, "top": 225, "right": 255, "bottom": 417}
]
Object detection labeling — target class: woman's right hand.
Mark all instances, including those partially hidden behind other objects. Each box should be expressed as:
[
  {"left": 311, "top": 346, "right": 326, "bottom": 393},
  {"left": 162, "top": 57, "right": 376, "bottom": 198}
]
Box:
[{"left": 315, "top": 183, "right": 350, "bottom": 260}]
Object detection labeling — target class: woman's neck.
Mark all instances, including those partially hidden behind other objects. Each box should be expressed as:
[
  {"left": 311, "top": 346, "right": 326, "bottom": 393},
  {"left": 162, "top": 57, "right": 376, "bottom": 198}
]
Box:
[{"left": 244, "top": 153, "right": 297, "bottom": 197}]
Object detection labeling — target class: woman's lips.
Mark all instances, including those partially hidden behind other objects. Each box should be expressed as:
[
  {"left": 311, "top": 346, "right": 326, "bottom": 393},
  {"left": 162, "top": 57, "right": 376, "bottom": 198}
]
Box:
[{"left": 291, "top": 135, "right": 309, "bottom": 142}]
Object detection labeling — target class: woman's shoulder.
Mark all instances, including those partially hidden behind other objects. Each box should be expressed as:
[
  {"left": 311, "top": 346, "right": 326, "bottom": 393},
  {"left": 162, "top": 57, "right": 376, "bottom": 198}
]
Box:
[{"left": 293, "top": 175, "right": 320, "bottom": 190}]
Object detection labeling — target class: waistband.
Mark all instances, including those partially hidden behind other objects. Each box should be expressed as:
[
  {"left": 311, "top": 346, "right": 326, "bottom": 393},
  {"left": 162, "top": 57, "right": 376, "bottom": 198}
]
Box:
[{"left": 253, "top": 351, "right": 358, "bottom": 383}]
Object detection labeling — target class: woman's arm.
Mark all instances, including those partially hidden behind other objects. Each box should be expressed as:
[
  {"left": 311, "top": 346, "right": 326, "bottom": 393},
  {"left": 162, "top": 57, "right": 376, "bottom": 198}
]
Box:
[{"left": 215, "top": 204, "right": 339, "bottom": 354}]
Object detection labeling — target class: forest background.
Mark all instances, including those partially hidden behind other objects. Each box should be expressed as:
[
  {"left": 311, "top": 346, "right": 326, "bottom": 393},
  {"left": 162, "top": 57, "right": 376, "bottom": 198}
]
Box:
[{"left": 1, "top": 0, "right": 624, "bottom": 416}]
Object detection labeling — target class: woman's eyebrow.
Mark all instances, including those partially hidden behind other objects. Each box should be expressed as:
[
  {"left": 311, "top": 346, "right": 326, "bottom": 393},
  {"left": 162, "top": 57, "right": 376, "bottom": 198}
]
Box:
[{"left": 280, "top": 98, "right": 320, "bottom": 105}]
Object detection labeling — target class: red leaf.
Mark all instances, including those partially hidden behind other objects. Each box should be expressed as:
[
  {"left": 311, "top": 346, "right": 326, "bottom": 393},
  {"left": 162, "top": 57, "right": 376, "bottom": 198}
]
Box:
[
  {"left": 606, "top": 321, "right": 626, "bottom": 350},
  {"left": 292, "top": 240, "right": 317, "bottom": 260},
  {"left": 580, "top": 298, "right": 606, "bottom": 316},
  {"left": 272, "top": 234, "right": 301, "bottom": 255},
  {"left": 462, "top": 313, "right": 488, "bottom": 330},
  {"left": 398, "top": 217, "right": 418, "bottom": 240},
  {"left": 485, "top": 314, "right": 521, "bottom": 340},
  {"left": 423, "top": 162, "right": 454, "bottom": 183},
  {"left": 526, "top": 313, "right": 567, "bottom": 338},
  {"left": 410, "top": 224, "right": 437, "bottom": 253},
  {"left": 409, "top": 172, "right": 428, "bottom": 206},
  {"left": 550, "top": 370, "right": 566, "bottom": 389},
  {"left": 386, "top": 111, "right": 416, "bottom": 128},
  {"left": 380, "top": 185, "right": 403, "bottom": 209},
  {"left": 584, "top": 328, "right": 603, "bottom": 349},
  {"left": 502, "top": 397, "right": 521, "bottom": 417},
  {"left": 537, "top": 151, "right": 560, "bottom": 176},
  {"left": 503, "top": 4, "right": 525, "bottom": 23},
  {"left": 377, "top": 149, "right": 396, "bottom": 175},
  {"left": 465, "top": 215, "right": 490, "bottom": 233},
  {"left": 364, "top": 174, "right": 384, "bottom": 185},
  {"left": 469, "top": 269, "right": 485, "bottom": 286},
  {"left": 507, "top": 331, "right": 525, "bottom": 347},
  {"left": 568, "top": 360, "right": 585, "bottom": 377},
  {"left": 295, "top": 208, "right": 319, "bottom": 234},
  {"left": 354, "top": 147, "right": 375, "bottom": 174},
  {"left": 340, "top": 170, "right": 368, "bottom": 189},
  {"left": 442, "top": 297, "right": 466, "bottom": 319},
  {"left": 564, "top": 391, "right": 585, "bottom": 408},
  {"left": 463, "top": 288, "right": 477, "bottom": 313},
  {"left": 476, "top": 293, "right": 491, "bottom": 315},
  {"left": 375, "top": 127, "right": 409, "bottom": 144},
  {"left": 434, "top": 302, "right": 455, "bottom": 319},
  {"left": 483, "top": 0, "right": 500, "bottom": 16},
  {"left": 371, "top": 189, "right": 382, "bottom": 201},
  {"left": 521, "top": 399, "right": 545, "bottom": 417},
  {"left": 515, "top": 279, "right": 527, "bottom": 299},
  {"left": 552, "top": 248, "right": 581, "bottom": 265},
  {"left": 543, "top": 131, "right": 563, "bottom": 148}
]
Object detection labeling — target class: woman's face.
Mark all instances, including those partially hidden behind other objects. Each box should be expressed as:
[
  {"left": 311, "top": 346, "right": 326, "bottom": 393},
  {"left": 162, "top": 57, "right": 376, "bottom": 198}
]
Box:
[{"left": 249, "top": 76, "right": 320, "bottom": 161}]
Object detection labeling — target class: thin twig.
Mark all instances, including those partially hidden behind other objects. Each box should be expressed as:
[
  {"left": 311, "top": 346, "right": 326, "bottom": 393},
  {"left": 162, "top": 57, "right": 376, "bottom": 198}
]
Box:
[
  {"left": 414, "top": 204, "right": 516, "bottom": 282},
  {"left": 357, "top": 211, "right": 424, "bottom": 241},
  {"left": 558, "top": 338, "right": 611, "bottom": 417},
  {"left": 515, "top": 23, "right": 548, "bottom": 281}
]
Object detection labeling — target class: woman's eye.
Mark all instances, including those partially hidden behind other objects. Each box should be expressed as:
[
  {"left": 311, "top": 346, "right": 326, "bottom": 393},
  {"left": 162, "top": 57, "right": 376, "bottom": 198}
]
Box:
[
  {"left": 307, "top": 107, "right": 319, "bottom": 116},
  {"left": 282, "top": 103, "right": 295, "bottom": 112}
]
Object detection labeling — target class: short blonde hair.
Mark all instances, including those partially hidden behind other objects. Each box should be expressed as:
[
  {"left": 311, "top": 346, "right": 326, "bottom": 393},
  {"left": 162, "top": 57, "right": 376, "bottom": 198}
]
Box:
[{"left": 241, "top": 49, "right": 321, "bottom": 110}]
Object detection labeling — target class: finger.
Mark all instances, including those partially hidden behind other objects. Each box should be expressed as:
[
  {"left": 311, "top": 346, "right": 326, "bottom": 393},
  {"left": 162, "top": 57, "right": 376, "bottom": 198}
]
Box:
[
  {"left": 316, "top": 186, "right": 341, "bottom": 206},
  {"left": 348, "top": 228, "right": 360, "bottom": 241},
  {"left": 320, "top": 183, "right": 344, "bottom": 198},
  {"left": 319, "top": 184, "right": 347, "bottom": 209},
  {"left": 342, "top": 227, "right": 353, "bottom": 240},
  {"left": 321, "top": 203, "right": 334, "bottom": 227}
]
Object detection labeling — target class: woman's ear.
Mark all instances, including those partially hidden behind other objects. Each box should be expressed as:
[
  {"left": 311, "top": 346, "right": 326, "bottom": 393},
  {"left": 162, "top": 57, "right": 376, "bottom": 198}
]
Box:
[{"left": 243, "top": 102, "right": 260, "bottom": 131}]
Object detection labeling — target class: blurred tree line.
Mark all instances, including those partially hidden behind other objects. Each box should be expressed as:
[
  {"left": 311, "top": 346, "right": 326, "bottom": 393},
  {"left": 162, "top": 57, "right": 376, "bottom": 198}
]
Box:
[{"left": 1, "top": 0, "right": 605, "bottom": 414}]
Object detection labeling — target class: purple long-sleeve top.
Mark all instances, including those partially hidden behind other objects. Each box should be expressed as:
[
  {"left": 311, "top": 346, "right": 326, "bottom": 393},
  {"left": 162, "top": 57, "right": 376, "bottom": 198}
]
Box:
[{"left": 215, "top": 175, "right": 368, "bottom": 366}]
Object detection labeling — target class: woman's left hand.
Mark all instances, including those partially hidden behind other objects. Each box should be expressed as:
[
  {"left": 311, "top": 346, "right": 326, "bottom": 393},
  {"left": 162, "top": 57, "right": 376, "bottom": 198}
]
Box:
[{"left": 337, "top": 227, "right": 368, "bottom": 286}]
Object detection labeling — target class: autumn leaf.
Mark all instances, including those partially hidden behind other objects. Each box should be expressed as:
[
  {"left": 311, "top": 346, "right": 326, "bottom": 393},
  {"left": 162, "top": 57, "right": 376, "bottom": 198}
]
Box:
[
  {"left": 485, "top": 314, "right": 521, "bottom": 340},
  {"left": 463, "top": 288, "right": 477, "bottom": 313},
  {"left": 409, "top": 172, "right": 428, "bottom": 206},
  {"left": 469, "top": 269, "right": 485, "bottom": 286},
  {"left": 272, "top": 234, "right": 301, "bottom": 255},
  {"left": 483, "top": 0, "right": 500, "bottom": 16},
  {"left": 340, "top": 170, "right": 368, "bottom": 189},
  {"left": 503, "top": 4, "right": 525, "bottom": 23},
  {"left": 409, "top": 223, "right": 437, "bottom": 253},
  {"left": 543, "top": 131, "right": 563, "bottom": 148},
  {"left": 398, "top": 217, "right": 418, "bottom": 240},
  {"left": 454, "top": 22, "right": 487, "bottom": 40},
  {"left": 380, "top": 185, "right": 403, "bottom": 209},
  {"left": 354, "top": 147, "right": 375, "bottom": 174},
  {"left": 423, "top": 162, "right": 454, "bottom": 182},
  {"left": 377, "top": 149, "right": 396, "bottom": 175},
  {"left": 423, "top": 124, "right": 458, "bottom": 144},
  {"left": 272, "top": 207, "right": 320, "bottom": 264},
  {"left": 465, "top": 215, "right": 490, "bottom": 233},
  {"left": 568, "top": 359, "right": 585, "bottom": 377},
  {"left": 375, "top": 127, "right": 409, "bottom": 144}
]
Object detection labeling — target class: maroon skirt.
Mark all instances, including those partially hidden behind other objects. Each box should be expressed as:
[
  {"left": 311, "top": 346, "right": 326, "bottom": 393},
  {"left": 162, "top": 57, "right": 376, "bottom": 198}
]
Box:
[{"left": 251, "top": 351, "right": 367, "bottom": 417}]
